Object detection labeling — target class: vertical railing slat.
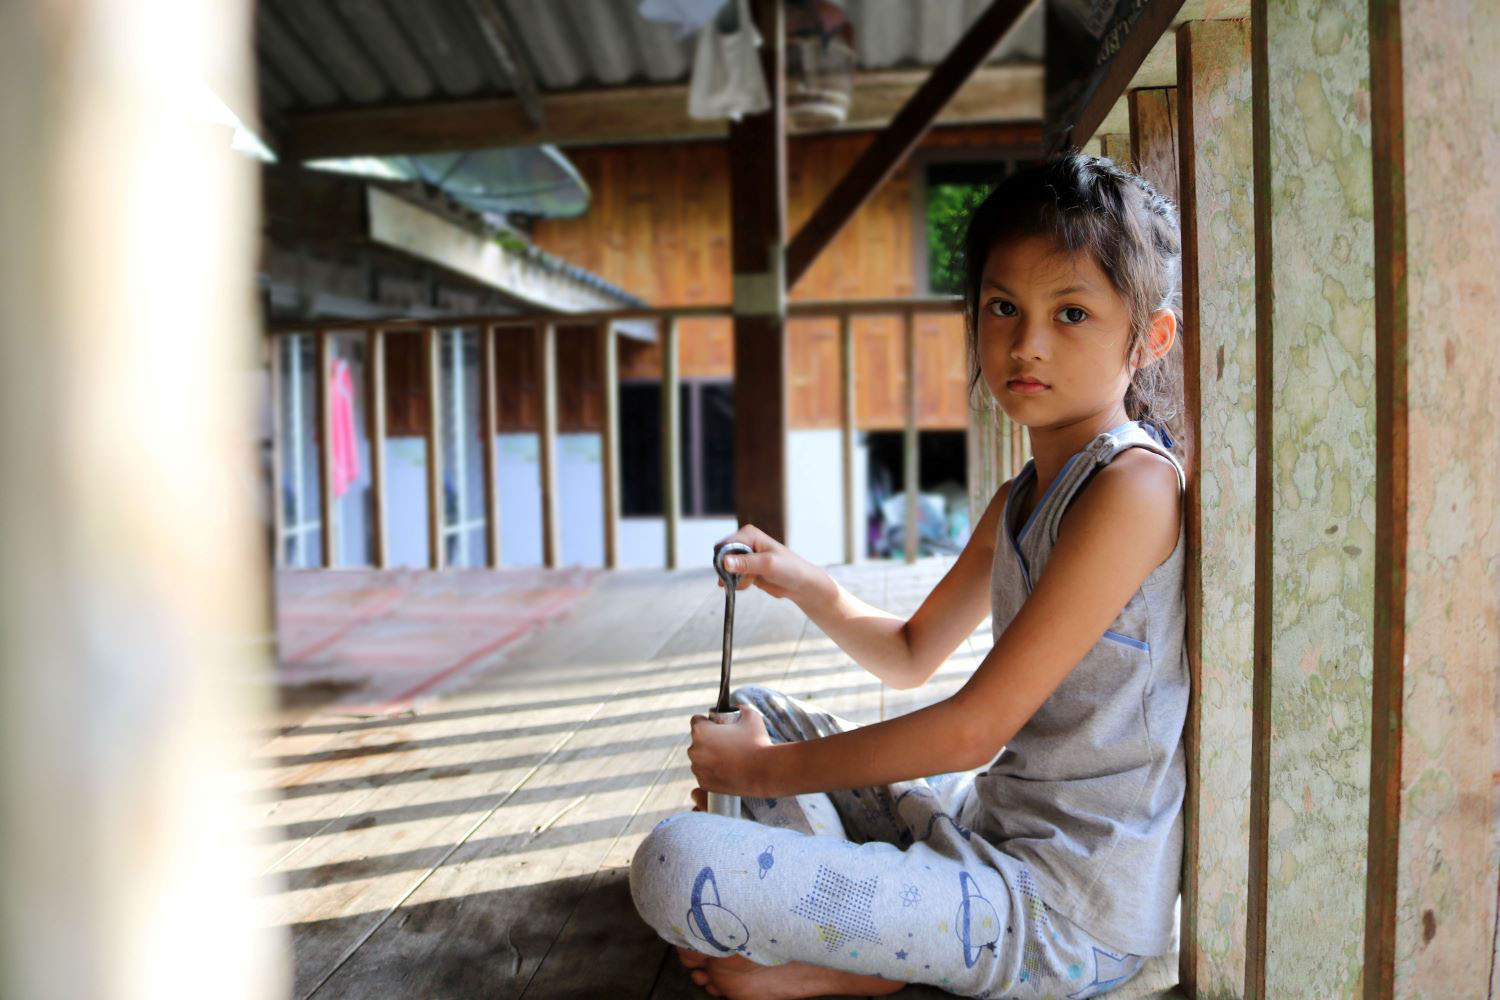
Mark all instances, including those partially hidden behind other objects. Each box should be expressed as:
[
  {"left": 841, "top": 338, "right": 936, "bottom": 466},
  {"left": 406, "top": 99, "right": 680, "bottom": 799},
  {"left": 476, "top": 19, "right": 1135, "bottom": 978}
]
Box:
[
  {"left": 538, "top": 321, "right": 560, "bottom": 569},
  {"left": 269, "top": 335, "right": 285, "bottom": 569},
  {"left": 424, "top": 327, "right": 444, "bottom": 570},
  {"left": 840, "top": 310, "right": 857, "bottom": 565},
  {"left": 661, "top": 315, "right": 681, "bottom": 571},
  {"left": 903, "top": 308, "right": 918, "bottom": 565},
  {"left": 600, "top": 320, "right": 621, "bottom": 570},
  {"left": 368, "top": 329, "right": 388, "bottom": 569},
  {"left": 482, "top": 325, "right": 501, "bottom": 569},
  {"left": 316, "top": 330, "right": 335, "bottom": 568}
]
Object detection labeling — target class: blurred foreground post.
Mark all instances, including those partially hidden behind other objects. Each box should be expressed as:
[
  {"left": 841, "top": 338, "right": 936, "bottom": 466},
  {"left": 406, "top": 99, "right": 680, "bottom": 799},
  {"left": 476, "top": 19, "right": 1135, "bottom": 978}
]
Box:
[{"left": 0, "top": 1, "right": 286, "bottom": 998}]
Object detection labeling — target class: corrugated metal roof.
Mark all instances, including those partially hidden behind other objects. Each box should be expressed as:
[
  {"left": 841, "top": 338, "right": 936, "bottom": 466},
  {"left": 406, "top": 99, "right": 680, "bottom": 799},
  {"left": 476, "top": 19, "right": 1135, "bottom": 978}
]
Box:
[{"left": 256, "top": 0, "right": 1044, "bottom": 116}]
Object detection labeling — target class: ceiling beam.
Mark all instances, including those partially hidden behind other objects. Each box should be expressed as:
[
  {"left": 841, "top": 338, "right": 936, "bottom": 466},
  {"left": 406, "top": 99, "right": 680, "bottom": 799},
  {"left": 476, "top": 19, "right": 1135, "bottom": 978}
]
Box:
[
  {"left": 283, "top": 64, "right": 1042, "bottom": 160},
  {"left": 783, "top": 0, "right": 1036, "bottom": 290},
  {"left": 1052, "top": 0, "right": 1187, "bottom": 152},
  {"left": 365, "top": 187, "right": 633, "bottom": 312},
  {"left": 460, "top": 0, "right": 543, "bottom": 128}
]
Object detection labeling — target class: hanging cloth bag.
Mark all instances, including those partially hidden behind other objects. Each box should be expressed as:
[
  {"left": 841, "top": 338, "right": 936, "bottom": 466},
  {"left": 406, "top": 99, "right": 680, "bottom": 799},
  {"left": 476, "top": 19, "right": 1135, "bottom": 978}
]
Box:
[{"left": 687, "top": 0, "right": 770, "bottom": 121}]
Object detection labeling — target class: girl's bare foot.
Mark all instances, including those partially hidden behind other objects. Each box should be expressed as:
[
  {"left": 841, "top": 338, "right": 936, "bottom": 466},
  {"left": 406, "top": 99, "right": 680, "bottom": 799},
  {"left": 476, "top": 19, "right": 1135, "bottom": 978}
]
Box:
[{"left": 681, "top": 951, "right": 904, "bottom": 1000}]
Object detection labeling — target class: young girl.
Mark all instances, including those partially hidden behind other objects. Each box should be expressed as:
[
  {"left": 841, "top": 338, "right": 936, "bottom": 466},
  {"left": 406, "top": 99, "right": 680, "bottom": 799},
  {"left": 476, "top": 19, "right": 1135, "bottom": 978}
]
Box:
[{"left": 630, "top": 153, "right": 1188, "bottom": 1000}]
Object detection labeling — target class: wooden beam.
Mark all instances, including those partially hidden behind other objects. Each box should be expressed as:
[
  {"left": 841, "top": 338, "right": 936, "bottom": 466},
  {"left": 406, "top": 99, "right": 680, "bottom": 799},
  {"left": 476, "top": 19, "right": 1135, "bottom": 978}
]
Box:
[
  {"left": 482, "top": 325, "right": 501, "bottom": 568},
  {"left": 283, "top": 65, "right": 1044, "bottom": 159},
  {"left": 1128, "top": 86, "right": 1179, "bottom": 204},
  {"left": 661, "top": 315, "right": 680, "bottom": 570},
  {"left": 460, "top": 0, "right": 542, "bottom": 128},
  {"left": 1252, "top": 0, "right": 1379, "bottom": 989},
  {"left": 1364, "top": 0, "right": 1500, "bottom": 994},
  {"left": 424, "top": 327, "right": 444, "bottom": 569},
  {"left": 364, "top": 187, "right": 628, "bottom": 313},
  {"left": 316, "top": 330, "right": 335, "bottom": 568},
  {"left": 368, "top": 329, "right": 388, "bottom": 568},
  {"left": 1175, "top": 17, "right": 1254, "bottom": 998},
  {"left": 1057, "top": 0, "right": 1187, "bottom": 152},
  {"left": 785, "top": 0, "right": 1034, "bottom": 290},
  {"left": 729, "top": 0, "right": 789, "bottom": 545},
  {"left": 600, "top": 322, "right": 620, "bottom": 570},
  {"left": 538, "top": 322, "right": 560, "bottom": 569}
]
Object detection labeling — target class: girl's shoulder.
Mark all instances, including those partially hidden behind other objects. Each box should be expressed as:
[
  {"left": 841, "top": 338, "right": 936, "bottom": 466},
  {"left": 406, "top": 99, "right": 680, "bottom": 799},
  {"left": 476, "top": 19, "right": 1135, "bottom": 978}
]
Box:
[{"left": 1059, "top": 446, "right": 1181, "bottom": 566}]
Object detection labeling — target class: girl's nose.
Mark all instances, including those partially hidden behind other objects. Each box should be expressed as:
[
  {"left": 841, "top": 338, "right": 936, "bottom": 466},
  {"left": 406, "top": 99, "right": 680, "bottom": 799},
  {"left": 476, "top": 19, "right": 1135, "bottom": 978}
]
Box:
[{"left": 1010, "top": 317, "right": 1050, "bottom": 360}]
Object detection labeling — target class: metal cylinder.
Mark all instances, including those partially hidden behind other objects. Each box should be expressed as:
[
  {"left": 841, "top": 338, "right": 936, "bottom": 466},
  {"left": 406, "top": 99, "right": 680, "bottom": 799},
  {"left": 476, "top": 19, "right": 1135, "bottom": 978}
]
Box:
[{"left": 704, "top": 707, "right": 742, "bottom": 818}]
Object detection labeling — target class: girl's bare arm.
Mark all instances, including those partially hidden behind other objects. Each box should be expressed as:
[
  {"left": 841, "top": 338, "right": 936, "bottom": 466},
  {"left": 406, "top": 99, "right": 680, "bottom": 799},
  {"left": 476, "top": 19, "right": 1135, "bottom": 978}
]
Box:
[
  {"left": 698, "top": 451, "right": 1180, "bottom": 796},
  {"left": 714, "top": 482, "right": 1010, "bottom": 691}
]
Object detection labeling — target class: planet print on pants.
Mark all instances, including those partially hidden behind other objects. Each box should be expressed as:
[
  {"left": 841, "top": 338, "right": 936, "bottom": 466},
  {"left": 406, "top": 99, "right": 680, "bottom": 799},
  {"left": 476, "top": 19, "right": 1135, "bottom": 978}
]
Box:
[
  {"left": 955, "top": 871, "right": 1000, "bottom": 968},
  {"left": 686, "top": 866, "right": 749, "bottom": 954}
]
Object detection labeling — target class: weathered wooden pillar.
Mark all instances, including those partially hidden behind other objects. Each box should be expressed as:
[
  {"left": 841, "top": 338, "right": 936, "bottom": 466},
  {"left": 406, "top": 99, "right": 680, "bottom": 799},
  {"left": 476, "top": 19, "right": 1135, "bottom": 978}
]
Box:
[
  {"left": 1363, "top": 0, "right": 1500, "bottom": 994},
  {"left": 1249, "top": 0, "right": 1377, "bottom": 993},
  {"left": 1175, "top": 17, "right": 1255, "bottom": 998},
  {"left": 1129, "top": 86, "right": 1180, "bottom": 205},
  {"left": 1100, "top": 132, "right": 1134, "bottom": 166},
  {"left": 0, "top": 0, "right": 285, "bottom": 994},
  {"left": 728, "top": 0, "right": 788, "bottom": 543}
]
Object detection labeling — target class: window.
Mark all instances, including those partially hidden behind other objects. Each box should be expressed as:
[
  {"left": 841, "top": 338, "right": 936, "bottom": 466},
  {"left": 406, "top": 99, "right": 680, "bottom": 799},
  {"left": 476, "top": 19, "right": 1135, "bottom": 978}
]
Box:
[
  {"left": 620, "top": 379, "right": 735, "bottom": 517},
  {"left": 922, "top": 161, "right": 1010, "bottom": 294}
]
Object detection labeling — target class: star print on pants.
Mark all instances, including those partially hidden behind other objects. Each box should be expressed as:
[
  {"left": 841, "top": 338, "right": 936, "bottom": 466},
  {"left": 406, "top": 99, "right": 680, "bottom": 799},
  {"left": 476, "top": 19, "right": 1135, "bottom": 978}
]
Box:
[{"left": 790, "top": 865, "right": 882, "bottom": 952}]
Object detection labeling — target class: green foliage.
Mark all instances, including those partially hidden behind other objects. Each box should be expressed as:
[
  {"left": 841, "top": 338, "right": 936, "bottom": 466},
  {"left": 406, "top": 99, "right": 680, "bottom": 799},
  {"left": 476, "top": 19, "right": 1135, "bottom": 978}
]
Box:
[{"left": 926, "top": 182, "right": 992, "bottom": 294}]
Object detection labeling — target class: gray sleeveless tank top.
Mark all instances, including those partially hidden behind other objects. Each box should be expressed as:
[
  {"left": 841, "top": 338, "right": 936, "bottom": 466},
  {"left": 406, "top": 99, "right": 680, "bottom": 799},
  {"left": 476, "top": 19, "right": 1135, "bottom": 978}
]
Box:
[{"left": 964, "top": 419, "right": 1188, "bottom": 956}]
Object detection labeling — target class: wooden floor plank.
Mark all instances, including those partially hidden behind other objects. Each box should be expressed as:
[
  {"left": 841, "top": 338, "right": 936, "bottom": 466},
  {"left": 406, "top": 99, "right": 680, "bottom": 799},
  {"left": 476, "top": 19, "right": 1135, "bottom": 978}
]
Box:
[
  {"left": 264, "top": 561, "right": 1182, "bottom": 998},
  {"left": 520, "top": 628, "right": 818, "bottom": 996},
  {"left": 266, "top": 570, "right": 717, "bottom": 998},
  {"left": 308, "top": 574, "right": 808, "bottom": 998}
]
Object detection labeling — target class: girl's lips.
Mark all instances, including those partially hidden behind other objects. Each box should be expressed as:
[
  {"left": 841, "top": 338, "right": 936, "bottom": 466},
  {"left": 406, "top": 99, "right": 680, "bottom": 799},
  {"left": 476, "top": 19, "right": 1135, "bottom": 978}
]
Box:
[{"left": 1007, "top": 378, "right": 1049, "bottom": 395}]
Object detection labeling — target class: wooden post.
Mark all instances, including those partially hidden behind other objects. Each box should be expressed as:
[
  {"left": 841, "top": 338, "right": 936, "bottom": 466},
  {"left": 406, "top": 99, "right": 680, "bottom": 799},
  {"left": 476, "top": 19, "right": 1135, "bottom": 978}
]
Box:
[
  {"left": 1128, "top": 87, "right": 1180, "bottom": 205},
  {"left": 661, "top": 315, "right": 681, "bottom": 570},
  {"left": 316, "top": 330, "right": 336, "bottom": 568},
  {"left": 1363, "top": 1, "right": 1499, "bottom": 994},
  {"left": 538, "top": 321, "right": 560, "bottom": 569},
  {"left": 482, "top": 325, "right": 501, "bottom": 568},
  {"left": 600, "top": 321, "right": 621, "bottom": 569},
  {"left": 368, "top": 329, "right": 388, "bottom": 569},
  {"left": 903, "top": 308, "right": 918, "bottom": 565},
  {"left": 1099, "top": 132, "right": 1134, "bottom": 167},
  {"left": 1175, "top": 18, "right": 1255, "bottom": 998},
  {"left": 840, "top": 311, "right": 857, "bottom": 564},
  {"left": 424, "top": 327, "right": 444, "bottom": 570},
  {"left": 0, "top": 0, "right": 286, "bottom": 992},
  {"left": 728, "top": 0, "right": 788, "bottom": 545},
  {"left": 1250, "top": 0, "right": 1378, "bottom": 992},
  {"left": 269, "top": 335, "right": 285, "bottom": 569}
]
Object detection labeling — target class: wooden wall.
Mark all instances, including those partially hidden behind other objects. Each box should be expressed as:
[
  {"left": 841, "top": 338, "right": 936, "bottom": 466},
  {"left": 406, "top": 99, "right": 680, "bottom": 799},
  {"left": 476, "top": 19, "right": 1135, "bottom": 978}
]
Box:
[{"left": 502, "top": 123, "right": 1037, "bottom": 433}]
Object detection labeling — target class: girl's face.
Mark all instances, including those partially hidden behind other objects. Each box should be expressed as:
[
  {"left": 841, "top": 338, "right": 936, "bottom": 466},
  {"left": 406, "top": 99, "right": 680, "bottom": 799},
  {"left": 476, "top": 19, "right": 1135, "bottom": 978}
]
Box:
[{"left": 977, "top": 233, "right": 1143, "bottom": 431}]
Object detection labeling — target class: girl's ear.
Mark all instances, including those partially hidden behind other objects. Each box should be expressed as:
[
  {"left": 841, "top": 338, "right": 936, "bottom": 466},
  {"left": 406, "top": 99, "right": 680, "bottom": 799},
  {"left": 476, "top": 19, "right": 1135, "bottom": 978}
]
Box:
[{"left": 1132, "top": 309, "right": 1177, "bottom": 370}]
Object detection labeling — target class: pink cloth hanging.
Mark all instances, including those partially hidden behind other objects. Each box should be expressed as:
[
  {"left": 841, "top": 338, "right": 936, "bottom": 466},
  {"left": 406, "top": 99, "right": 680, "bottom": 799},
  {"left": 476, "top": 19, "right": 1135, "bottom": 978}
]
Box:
[{"left": 329, "top": 358, "right": 360, "bottom": 498}]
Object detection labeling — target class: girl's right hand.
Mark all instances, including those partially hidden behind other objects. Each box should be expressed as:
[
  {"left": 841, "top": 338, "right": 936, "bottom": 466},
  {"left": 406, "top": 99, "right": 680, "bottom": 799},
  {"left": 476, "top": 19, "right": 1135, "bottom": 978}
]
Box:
[{"left": 714, "top": 524, "right": 832, "bottom": 607}]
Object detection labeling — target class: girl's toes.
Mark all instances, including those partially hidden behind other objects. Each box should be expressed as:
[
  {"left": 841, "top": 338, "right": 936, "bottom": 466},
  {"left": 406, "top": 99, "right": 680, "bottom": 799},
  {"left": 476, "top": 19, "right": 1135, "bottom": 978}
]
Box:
[{"left": 677, "top": 945, "right": 710, "bottom": 969}]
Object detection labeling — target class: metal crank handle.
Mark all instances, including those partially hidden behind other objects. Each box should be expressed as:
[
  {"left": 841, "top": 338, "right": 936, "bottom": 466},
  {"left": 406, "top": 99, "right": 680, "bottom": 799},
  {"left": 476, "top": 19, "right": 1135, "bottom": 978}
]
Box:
[{"left": 704, "top": 707, "right": 742, "bottom": 818}]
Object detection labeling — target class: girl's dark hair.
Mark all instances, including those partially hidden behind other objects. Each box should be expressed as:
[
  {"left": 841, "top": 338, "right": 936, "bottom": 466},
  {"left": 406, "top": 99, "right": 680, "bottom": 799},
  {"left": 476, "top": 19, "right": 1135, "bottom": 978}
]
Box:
[{"left": 960, "top": 153, "right": 1183, "bottom": 454}]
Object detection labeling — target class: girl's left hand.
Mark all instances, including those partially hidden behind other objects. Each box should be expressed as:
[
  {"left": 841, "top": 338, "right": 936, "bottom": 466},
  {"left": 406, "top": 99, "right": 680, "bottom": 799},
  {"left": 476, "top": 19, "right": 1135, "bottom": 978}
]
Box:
[{"left": 687, "top": 704, "right": 774, "bottom": 797}]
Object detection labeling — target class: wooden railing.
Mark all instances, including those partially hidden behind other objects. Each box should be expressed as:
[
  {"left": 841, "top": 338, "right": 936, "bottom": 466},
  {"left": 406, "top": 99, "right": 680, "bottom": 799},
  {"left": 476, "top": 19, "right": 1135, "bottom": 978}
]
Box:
[{"left": 266, "top": 296, "right": 1029, "bottom": 572}]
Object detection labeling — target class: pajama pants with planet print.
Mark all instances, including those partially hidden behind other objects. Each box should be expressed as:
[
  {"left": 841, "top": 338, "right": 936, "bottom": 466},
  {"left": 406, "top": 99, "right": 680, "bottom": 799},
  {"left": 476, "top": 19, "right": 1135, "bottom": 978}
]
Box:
[{"left": 628, "top": 685, "right": 1149, "bottom": 999}]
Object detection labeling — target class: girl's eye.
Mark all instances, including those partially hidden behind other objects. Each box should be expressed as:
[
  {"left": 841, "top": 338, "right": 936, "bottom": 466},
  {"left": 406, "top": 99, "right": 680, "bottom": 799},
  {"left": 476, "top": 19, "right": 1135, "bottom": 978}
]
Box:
[
  {"left": 987, "top": 299, "right": 1017, "bottom": 317},
  {"left": 1058, "top": 306, "right": 1088, "bottom": 324}
]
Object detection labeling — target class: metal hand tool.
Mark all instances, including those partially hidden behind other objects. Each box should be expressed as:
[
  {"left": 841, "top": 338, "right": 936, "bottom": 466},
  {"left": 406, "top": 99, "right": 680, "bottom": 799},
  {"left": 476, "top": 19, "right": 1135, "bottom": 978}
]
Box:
[{"left": 706, "top": 541, "right": 752, "bottom": 818}]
